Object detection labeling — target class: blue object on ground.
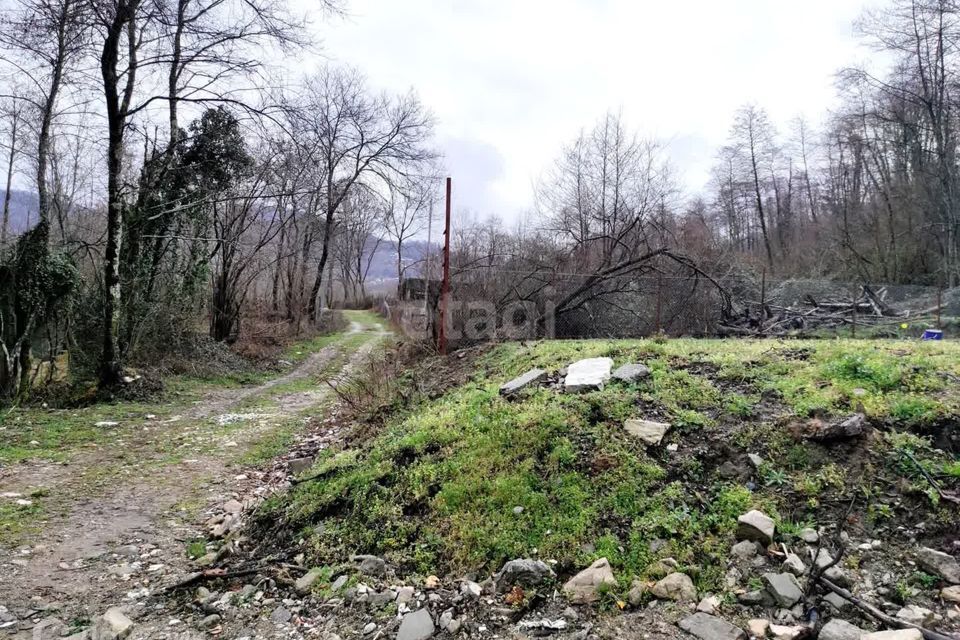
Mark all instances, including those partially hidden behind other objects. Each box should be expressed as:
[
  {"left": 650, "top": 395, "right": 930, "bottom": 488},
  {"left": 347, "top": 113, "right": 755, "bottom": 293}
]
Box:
[{"left": 922, "top": 329, "right": 943, "bottom": 340}]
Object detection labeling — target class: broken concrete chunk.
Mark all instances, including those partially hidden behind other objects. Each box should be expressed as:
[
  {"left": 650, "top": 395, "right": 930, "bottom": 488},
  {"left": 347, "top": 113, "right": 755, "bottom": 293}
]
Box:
[
  {"left": 624, "top": 419, "right": 671, "bottom": 446},
  {"left": 612, "top": 363, "right": 651, "bottom": 383},
  {"left": 499, "top": 368, "right": 547, "bottom": 396},
  {"left": 564, "top": 357, "right": 613, "bottom": 393},
  {"left": 736, "top": 510, "right": 775, "bottom": 545}
]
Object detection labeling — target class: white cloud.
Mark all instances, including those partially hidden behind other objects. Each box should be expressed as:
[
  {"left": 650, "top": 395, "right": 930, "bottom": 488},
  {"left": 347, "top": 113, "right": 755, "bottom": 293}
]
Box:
[{"left": 307, "top": 0, "right": 884, "bottom": 220}]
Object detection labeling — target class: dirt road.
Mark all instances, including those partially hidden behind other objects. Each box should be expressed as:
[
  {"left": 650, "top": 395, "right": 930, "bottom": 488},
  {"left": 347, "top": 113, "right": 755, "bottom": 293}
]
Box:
[{"left": 0, "top": 311, "right": 390, "bottom": 638}]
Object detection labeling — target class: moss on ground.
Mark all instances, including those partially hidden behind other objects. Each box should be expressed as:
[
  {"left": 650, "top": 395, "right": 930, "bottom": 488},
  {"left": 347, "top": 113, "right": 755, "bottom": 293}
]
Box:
[{"left": 263, "top": 338, "right": 960, "bottom": 595}]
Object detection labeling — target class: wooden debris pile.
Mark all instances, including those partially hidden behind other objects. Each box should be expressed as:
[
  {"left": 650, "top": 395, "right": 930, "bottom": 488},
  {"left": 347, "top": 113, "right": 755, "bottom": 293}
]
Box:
[{"left": 719, "top": 285, "right": 931, "bottom": 336}]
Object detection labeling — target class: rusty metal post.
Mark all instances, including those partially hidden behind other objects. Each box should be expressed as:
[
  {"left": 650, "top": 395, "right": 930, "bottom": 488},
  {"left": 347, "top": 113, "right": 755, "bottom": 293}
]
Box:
[{"left": 439, "top": 177, "right": 452, "bottom": 354}]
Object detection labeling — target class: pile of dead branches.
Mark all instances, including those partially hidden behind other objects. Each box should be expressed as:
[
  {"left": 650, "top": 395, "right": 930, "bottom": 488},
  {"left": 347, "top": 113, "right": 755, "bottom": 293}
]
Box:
[{"left": 719, "top": 284, "right": 933, "bottom": 337}]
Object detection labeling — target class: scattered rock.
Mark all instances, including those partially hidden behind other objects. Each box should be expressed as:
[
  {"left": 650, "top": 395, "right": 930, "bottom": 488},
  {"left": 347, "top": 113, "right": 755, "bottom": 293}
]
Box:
[
  {"left": 822, "top": 592, "right": 851, "bottom": 612},
  {"left": 424, "top": 575, "right": 440, "bottom": 590},
  {"left": 288, "top": 457, "right": 313, "bottom": 476},
  {"left": 270, "top": 606, "right": 292, "bottom": 624},
  {"left": 92, "top": 608, "right": 134, "bottom": 640},
  {"left": 438, "top": 610, "right": 453, "bottom": 630},
  {"left": 396, "top": 609, "right": 435, "bottom": 640},
  {"left": 677, "top": 613, "right": 746, "bottom": 640},
  {"left": 352, "top": 554, "right": 386, "bottom": 576},
  {"left": 500, "top": 369, "right": 547, "bottom": 396},
  {"left": 460, "top": 581, "right": 481, "bottom": 599},
  {"left": 612, "top": 363, "right": 651, "bottom": 383},
  {"left": 627, "top": 580, "right": 646, "bottom": 607},
  {"left": 331, "top": 575, "right": 348, "bottom": 592},
  {"left": 818, "top": 619, "right": 863, "bottom": 640},
  {"left": 917, "top": 547, "right": 960, "bottom": 584},
  {"left": 696, "top": 595, "right": 721, "bottom": 614},
  {"left": 861, "top": 631, "right": 923, "bottom": 640},
  {"left": 650, "top": 572, "right": 697, "bottom": 602},
  {"left": 737, "top": 510, "right": 775, "bottom": 545},
  {"left": 769, "top": 624, "right": 804, "bottom": 640},
  {"left": 623, "top": 419, "right": 671, "bottom": 446},
  {"left": 799, "top": 528, "right": 819, "bottom": 544},
  {"left": 295, "top": 567, "right": 324, "bottom": 594},
  {"left": 747, "top": 453, "right": 764, "bottom": 469},
  {"left": 781, "top": 553, "right": 806, "bottom": 577},
  {"left": 563, "top": 357, "right": 613, "bottom": 393},
  {"left": 362, "top": 622, "right": 376, "bottom": 635},
  {"left": 942, "top": 585, "right": 960, "bottom": 603},
  {"left": 200, "top": 615, "right": 220, "bottom": 629},
  {"left": 563, "top": 557, "right": 617, "bottom": 604},
  {"left": 806, "top": 413, "right": 868, "bottom": 440},
  {"left": 396, "top": 586, "right": 415, "bottom": 603},
  {"left": 731, "top": 540, "right": 759, "bottom": 561},
  {"left": 495, "top": 559, "right": 555, "bottom": 592},
  {"left": 747, "top": 619, "right": 769, "bottom": 638},
  {"left": 896, "top": 604, "right": 935, "bottom": 626},
  {"left": 762, "top": 572, "right": 803, "bottom": 607},
  {"left": 737, "top": 590, "right": 770, "bottom": 606}
]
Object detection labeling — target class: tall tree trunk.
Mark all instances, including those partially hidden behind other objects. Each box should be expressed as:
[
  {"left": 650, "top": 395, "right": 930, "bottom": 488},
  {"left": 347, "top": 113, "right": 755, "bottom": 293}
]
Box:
[{"left": 1, "top": 112, "right": 16, "bottom": 245}]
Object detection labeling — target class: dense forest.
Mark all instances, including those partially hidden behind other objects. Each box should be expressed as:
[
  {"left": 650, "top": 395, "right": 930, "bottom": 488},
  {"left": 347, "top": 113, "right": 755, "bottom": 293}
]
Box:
[{"left": 0, "top": 0, "right": 958, "bottom": 398}]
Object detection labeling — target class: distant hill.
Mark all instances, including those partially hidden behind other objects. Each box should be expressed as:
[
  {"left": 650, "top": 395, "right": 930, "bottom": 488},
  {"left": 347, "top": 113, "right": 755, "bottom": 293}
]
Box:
[{"left": 0, "top": 189, "right": 37, "bottom": 235}]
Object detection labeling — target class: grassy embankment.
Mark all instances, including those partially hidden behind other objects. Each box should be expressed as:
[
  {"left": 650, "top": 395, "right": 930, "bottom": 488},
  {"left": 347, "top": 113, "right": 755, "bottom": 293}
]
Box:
[{"left": 267, "top": 338, "right": 960, "bottom": 598}]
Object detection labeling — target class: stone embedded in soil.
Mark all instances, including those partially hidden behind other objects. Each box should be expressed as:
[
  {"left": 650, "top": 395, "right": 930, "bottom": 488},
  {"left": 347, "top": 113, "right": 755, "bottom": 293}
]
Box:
[
  {"left": 93, "top": 607, "right": 134, "bottom": 640},
  {"left": 495, "top": 558, "right": 555, "bottom": 592},
  {"left": 737, "top": 510, "right": 775, "bottom": 545},
  {"left": 861, "top": 631, "right": 923, "bottom": 640},
  {"left": 295, "top": 567, "right": 324, "bottom": 593},
  {"left": 731, "top": 540, "right": 759, "bottom": 561},
  {"left": 917, "top": 546, "right": 960, "bottom": 584},
  {"left": 650, "top": 572, "right": 697, "bottom": 602},
  {"left": 270, "top": 606, "right": 292, "bottom": 624},
  {"left": 288, "top": 457, "right": 313, "bottom": 476},
  {"left": 352, "top": 554, "right": 386, "bottom": 576},
  {"left": 499, "top": 368, "right": 547, "bottom": 396},
  {"left": 896, "top": 604, "right": 935, "bottom": 626},
  {"left": 818, "top": 619, "right": 863, "bottom": 640},
  {"left": 460, "top": 581, "right": 482, "bottom": 599},
  {"left": 696, "top": 595, "right": 721, "bottom": 614},
  {"left": 331, "top": 575, "right": 348, "bottom": 592},
  {"left": 799, "top": 527, "right": 819, "bottom": 544},
  {"left": 806, "top": 413, "right": 868, "bottom": 440},
  {"left": 612, "top": 363, "right": 651, "bottom": 383},
  {"left": 762, "top": 572, "right": 804, "bottom": 607},
  {"left": 624, "top": 419, "right": 671, "bottom": 446},
  {"left": 396, "top": 608, "right": 435, "bottom": 640},
  {"left": 563, "top": 357, "right": 613, "bottom": 393},
  {"left": 677, "top": 613, "right": 746, "bottom": 640},
  {"left": 563, "top": 557, "right": 617, "bottom": 604}
]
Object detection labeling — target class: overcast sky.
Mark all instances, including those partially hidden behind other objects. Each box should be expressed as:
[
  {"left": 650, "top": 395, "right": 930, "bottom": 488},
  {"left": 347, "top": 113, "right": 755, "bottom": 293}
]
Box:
[{"left": 314, "top": 0, "right": 883, "bottom": 223}]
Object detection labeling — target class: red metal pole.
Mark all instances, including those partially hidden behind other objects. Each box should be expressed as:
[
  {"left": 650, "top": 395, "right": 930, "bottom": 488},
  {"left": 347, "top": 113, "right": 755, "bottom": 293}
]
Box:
[{"left": 439, "top": 177, "right": 452, "bottom": 354}]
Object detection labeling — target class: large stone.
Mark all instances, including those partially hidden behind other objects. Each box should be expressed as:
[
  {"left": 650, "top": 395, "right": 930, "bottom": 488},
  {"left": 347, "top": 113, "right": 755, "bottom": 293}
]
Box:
[
  {"left": 396, "top": 609, "right": 435, "bottom": 640},
  {"left": 624, "top": 419, "right": 671, "bottom": 446},
  {"left": 562, "top": 557, "right": 617, "bottom": 604},
  {"left": 677, "top": 613, "right": 746, "bottom": 640},
  {"left": 499, "top": 369, "right": 547, "bottom": 396},
  {"left": 762, "top": 572, "right": 803, "bottom": 607},
  {"left": 896, "top": 604, "right": 935, "bottom": 626},
  {"left": 494, "top": 558, "right": 555, "bottom": 592},
  {"left": 818, "top": 619, "right": 863, "bottom": 640},
  {"left": 861, "top": 631, "right": 923, "bottom": 640},
  {"left": 731, "top": 540, "right": 759, "bottom": 561},
  {"left": 295, "top": 567, "right": 324, "bottom": 594},
  {"left": 91, "top": 607, "right": 134, "bottom": 640},
  {"left": 612, "top": 363, "right": 651, "bottom": 383},
  {"left": 651, "top": 572, "right": 697, "bottom": 602},
  {"left": 564, "top": 358, "right": 613, "bottom": 393},
  {"left": 917, "top": 547, "right": 960, "bottom": 584},
  {"left": 781, "top": 553, "right": 806, "bottom": 576},
  {"left": 737, "top": 510, "right": 775, "bottom": 545}
]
